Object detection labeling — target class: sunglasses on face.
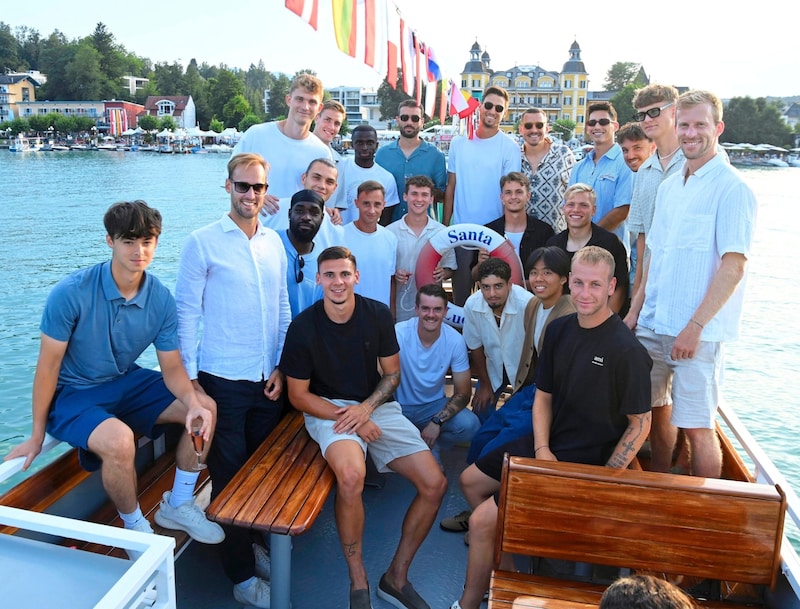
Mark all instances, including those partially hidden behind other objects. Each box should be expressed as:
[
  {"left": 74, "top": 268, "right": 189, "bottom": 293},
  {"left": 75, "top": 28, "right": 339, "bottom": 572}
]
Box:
[
  {"left": 399, "top": 114, "right": 421, "bottom": 123},
  {"left": 524, "top": 121, "right": 545, "bottom": 130},
  {"left": 294, "top": 255, "right": 305, "bottom": 283},
  {"left": 232, "top": 181, "right": 267, "bottom": 195},
  {"left": 586, "top": 118, "right": 612, "bottom": 127},
  {"left": 483, "top": 101, "right": 504, "bottom": 114},
  {"left": 633, "top": 102, "right": 674, "bottom": 122}
]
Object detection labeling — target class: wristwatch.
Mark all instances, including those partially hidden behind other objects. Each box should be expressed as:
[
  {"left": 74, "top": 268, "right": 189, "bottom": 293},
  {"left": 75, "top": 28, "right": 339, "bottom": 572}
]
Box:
[{"left": 431, "top": 415, "right": 444, "bottom": 426}]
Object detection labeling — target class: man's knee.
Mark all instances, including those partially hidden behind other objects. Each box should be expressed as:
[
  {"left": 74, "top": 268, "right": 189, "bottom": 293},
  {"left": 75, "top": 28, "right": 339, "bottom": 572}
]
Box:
[
  {"left": 469, "top": 498, "right": 498, "bottom": 536},
  {"left": 88, "top": 418, "right": 136, "bottom": 461}
]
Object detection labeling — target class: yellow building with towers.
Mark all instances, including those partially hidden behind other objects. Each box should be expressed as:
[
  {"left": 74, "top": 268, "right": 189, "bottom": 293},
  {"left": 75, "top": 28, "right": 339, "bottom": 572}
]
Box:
[{"left": 460, "top": 40, "right": 589, "bottom": 138}]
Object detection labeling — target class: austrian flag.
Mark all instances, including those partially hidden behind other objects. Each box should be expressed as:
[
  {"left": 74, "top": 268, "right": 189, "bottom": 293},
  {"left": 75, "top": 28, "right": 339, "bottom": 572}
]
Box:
[{"left": 285, "top": 0, "right": 319, "bottom": 29}]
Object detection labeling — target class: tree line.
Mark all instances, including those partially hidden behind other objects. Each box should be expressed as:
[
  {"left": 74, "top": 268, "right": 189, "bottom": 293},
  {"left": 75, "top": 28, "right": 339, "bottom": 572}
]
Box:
[{"left": 0, "top": 21, "right": 310, "bottom": 131}]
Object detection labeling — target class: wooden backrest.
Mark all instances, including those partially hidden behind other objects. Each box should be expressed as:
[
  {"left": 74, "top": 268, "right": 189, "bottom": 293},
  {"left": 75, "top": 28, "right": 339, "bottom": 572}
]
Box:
[{"left": 495, "top": 456, "right": 787, "bottom": 588}]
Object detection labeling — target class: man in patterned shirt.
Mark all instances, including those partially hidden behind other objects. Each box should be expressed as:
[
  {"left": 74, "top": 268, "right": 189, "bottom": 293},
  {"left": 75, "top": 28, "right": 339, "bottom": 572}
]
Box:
[{"left": 518, "top": 107, "right": 575, "bottom": 233}]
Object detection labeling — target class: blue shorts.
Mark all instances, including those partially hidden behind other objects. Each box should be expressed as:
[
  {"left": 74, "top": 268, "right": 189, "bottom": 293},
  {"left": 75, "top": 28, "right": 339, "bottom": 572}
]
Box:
[{"left": 47, "top": 367, "right": 176, "bottom": 470}]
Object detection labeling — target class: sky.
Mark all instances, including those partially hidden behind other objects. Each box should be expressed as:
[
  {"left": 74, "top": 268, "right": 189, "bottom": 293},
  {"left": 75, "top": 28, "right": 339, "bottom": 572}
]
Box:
[{"left": 4, "top": 0, "right": 798, "bottom": 99}]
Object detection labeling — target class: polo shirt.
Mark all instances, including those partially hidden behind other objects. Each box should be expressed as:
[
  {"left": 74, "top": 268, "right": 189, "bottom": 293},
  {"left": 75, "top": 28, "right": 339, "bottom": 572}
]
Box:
[{"left": 375, "top": 139, "right": 447, "bottom": 219}]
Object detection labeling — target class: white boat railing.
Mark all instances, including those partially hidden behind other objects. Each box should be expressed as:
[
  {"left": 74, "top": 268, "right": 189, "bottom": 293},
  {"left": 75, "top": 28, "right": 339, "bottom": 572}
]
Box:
[
  {"left": 0, "top": 433, "right": 62, "bottom": 486},
  {"left": 718, "top": 400, "right": 800, "bottom": 601}
]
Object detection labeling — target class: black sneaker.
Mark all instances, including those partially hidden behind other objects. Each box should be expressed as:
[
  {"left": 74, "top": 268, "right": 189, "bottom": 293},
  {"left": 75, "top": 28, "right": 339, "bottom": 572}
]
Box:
[
  {"left": 377, "top": 573, "right": 430, "bottom": 609},
  {"left": 350, "top": 586, "right": 373, "bottom": 609}
]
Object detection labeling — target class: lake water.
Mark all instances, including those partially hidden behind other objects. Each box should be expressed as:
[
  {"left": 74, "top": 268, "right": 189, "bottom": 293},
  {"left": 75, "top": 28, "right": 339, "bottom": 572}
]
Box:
[{"left": 1, "top": 150, "right": 799, "bottom": 546}]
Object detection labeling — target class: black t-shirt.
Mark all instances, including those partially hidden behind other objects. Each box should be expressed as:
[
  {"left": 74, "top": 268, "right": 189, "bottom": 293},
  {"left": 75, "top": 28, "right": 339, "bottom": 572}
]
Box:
[
  {"left": 279, "top": 295, "right": 399, "bottom": 402},
  {"left": 535, "top": 313, "right": 651, "bottom": 465},
  {"left": 546, "top": 223, "right": 630, "bottom": 294}
]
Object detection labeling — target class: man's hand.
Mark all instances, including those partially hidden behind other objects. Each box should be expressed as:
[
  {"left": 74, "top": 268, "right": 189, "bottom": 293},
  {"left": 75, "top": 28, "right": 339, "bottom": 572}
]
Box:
[
  {"left": 471, "top": 384, "right": 494, "bottom": 415},
  {"left": 433, "top": 266, "right": 452, "bottom": 283},
  {"left": 356, "top": 419, "right": 382, "bottom": 443},
  {"left": 326, "top": 207, "right": 342, "bottom": 226},
  {"left": 535, "top": 446, "right": 558, "bottom": 462},
  {"left": 264, "top": 368, "right": 283, "bottom": 401},
  {"left": 333, "top": 403, "right": 372, "bottom": 435},
  {"left": 3, "top": 437, "right": 44, "bottom": 471},
  {"left": 420, "top": 422, "right": 441, "bottom": 448},
  {"left": 259, "top": 195, "right": 281, "bottom": 216},
  {"left": 622, "top": 311, "right": 638, "bottom": 331},
  {"left": 671, "top": 322, "right": 703, "bottom": 360},
  {"left": 185, "top": 403, "right": 214, "bottom": 441}
]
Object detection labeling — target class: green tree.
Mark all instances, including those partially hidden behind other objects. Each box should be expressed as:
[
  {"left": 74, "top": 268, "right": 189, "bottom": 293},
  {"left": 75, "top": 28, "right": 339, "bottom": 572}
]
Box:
[
  {"left": 604, "top": 62, "right": 641, "bottom": 91},
  {"left": 159, "top": 115, "right": 177, "bottom": 131},
  {"left": 185, "top": 58, "right": 211, "bottom": 127},
  {"left": 722, "top": 96, "right": 792, "bottom": 146},
  {"left": 66, "top": 43, "right": 104, "bottom": 100},
  {"left": 74, "top": 116, "right": 96, "bottom": 132},
  {"left": 223, "top": 94, "right": 252, "bottom": 127},
  {"left": 152, "top": 61, "right": 185, "bottom": 96},
  {"left": 552, "top": 118, "right": 576, "bottom": 141},
  {"left": 209, "top": 117, "right": 224, "bottom": 133},
  {"left": 53, "top": 113, "right": 77, "bottom": 135},
  {"left": 610, "top": 83, "right": 645, "bottom": 127},
  {"left": 245, "top": 60, "right": 270, "bottom": 119},
  {"left": 208, "top": 68, "right": 245, "bottom": 123},
  {"left": 0, "top": 22, "right": 20, "bottom": 71},
  {"left": 37, "top": 31, "right": 74, "bottom": 99},
  {"left": 377, "top": 70, "right": 412, "bottom": 121},
  {"left": 14, "top": 25, "right": 41, "bottom": 70},
  {"left": 266, "top": 73, "right": 290, "bottom": 119},
  {"left": 89, "top": 22, "right": 125, "bottom": 97},
  {"left": 28, "top": 114, "right": 52, "bottom": 133},
  {"left": 239, "top": 114, "right": 262, "bottom": 132},
  {"left": 138, "top": 114, "right": 159, "bottom": 132},
  {"left": 9, "top": 116, "right": 30, "bottom": 134}
]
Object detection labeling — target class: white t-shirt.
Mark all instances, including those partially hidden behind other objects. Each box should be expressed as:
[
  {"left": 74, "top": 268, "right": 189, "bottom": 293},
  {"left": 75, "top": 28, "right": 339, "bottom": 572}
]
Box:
[
  {"left": 343, "top": 222, "right": 398, "bottom": 306},
  {"left": 395, "top": 317, "right": 470, "bottom": 406},
  {"left": 448, "top": 131, "right": 521, "bottom": 225},
  {"left": 330, "top": 158, "right": 401, "bottom": 224},
  {"left": 232, "top": 121, "right": 332, "bottom": 198}
]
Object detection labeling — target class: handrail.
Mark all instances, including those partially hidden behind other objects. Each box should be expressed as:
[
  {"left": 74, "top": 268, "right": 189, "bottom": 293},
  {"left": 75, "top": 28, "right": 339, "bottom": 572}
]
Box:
[
  {"left": 0, "top": 434, "right": 62, "bottom": 486},
  {"left": 718, "top": 400, "right": 800, "bottom": 601}
]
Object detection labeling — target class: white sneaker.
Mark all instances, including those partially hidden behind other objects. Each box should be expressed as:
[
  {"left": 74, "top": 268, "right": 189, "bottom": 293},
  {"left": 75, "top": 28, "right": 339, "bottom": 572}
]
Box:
[
  {"left": 154, "top": 491, "right": 225, "bottom": 544},
  {"left": 253, "top": 543, "right": 271, "bottom": 580},
  {"left": 449, "top": 601, "right": 463, "bottom": 609},
  {"left": 124, "top": 518, "right": 153, "bottom": 561},
  {"left": 234, "top": 577, "right": 271, "bottom": 608}
]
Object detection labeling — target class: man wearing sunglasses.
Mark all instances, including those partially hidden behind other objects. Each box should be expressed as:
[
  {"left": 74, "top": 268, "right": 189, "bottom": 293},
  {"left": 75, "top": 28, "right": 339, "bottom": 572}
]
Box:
[
  {"left": 444, "top": 86, "right": 521, "bottom": 306},
  {"left": 518, "top": 108, "right": 575, "bottom": 233},
  {"left": 568, "top": 102, "right": 633, "bottom": 255},
  {"left": 376, "top": 100, "right": 447, "bottom": 223},
  {"left": 233, "top": 73, "right": 332, "bottom": 229},
  {"left": 176, "top": 152, "right": 291, "bottom": 608}
]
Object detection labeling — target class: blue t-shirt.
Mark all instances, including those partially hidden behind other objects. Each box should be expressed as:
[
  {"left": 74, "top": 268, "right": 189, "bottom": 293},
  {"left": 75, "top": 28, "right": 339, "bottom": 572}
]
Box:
[
  {"left": 40, "top": 261, "right": 178, "bottom": 388},
  {"left": 375, "top": 139, "right": 447, "bottom": 220}
]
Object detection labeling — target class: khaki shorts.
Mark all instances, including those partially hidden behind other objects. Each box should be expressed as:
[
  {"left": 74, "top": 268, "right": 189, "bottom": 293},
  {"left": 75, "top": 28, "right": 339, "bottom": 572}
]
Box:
[
  {"left": 636, "top": 326, "right": 722, "bottom": 429},
  {"left": 303, "top": 399, "right": 429, "bottom": 473}
]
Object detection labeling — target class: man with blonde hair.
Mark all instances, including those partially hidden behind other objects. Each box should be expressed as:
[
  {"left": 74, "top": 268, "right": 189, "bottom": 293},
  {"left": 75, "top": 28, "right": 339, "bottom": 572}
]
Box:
[
  {"left": 313, "top": 99, "right": 346, "bottom": 162},
  {"left": 233, "top": 73, "right": 332, "bottom": 228},
  {"left": 627, "top": 90, "right": 757, "bottom": 478}
]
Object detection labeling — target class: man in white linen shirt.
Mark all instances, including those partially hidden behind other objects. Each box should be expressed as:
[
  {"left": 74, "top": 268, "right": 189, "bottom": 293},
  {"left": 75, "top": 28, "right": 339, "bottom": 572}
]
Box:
[
  {"left": 463, "top": 258, "right": 532, "bottom": 432},
  {"left": 626, "top": 90, "right": 757, "bottom": 478},
  {"left": 176, "top": 152, "right": 291, "bottom": 608}
]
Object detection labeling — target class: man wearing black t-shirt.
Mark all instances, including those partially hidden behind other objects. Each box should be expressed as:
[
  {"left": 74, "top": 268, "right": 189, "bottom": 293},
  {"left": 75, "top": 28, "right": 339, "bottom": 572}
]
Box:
[
  {"left": 451, "top": 246, "right": 651, "bottom": 609},
  {"left": 280, "top": 246, "right": 446, "bottom": 609}
]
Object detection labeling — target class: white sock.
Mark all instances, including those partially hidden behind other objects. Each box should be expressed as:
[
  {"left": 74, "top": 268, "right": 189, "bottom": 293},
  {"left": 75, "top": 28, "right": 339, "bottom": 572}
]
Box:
[
  {"left": 235, "top": 576, "right": 257, "bottom": 590},
  {"left": 169, "top": 468, "right": 199, "bottom": 508},
  {"left": 120, "top": 505, "right": 145, "bottom": 528}
]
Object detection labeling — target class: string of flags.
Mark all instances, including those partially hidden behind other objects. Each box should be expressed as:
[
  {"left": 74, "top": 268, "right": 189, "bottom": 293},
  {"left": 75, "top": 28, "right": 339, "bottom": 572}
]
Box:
[{"left": 285, "top": 0, "right": 481, "bottom": 127}]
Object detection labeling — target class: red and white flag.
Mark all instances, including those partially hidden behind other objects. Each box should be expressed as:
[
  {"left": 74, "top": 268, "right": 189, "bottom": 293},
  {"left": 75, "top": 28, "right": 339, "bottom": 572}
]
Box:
[
  {"left": 285, "top": 0, "right": 319, "bottom": 30},
  {"left": 385, "top": 3, "right": 400, "bottom": 88},
  {"left": 448, "top": 80, "right": 479, "bottom": 118},
  {"left": 400, "top": 19, "right": 415, "bottom": 96}
]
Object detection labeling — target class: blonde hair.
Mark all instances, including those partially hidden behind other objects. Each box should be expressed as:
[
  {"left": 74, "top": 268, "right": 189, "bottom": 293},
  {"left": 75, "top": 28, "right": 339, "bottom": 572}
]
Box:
[
  {"left": 572, "top": 245, "right": 615, "bottom": 280},
  {"left": 564, "top": 182, "right": 597, "bottom": 205},
  {"left": 677, "top": 89, "right": 723, "bottom": 124}
]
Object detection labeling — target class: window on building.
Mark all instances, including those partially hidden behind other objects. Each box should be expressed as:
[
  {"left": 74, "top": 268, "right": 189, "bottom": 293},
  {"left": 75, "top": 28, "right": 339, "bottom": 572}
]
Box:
[
  {"left": 157, "top": 100, "right": 176, "bottom": 116},
  {"left": 462, "top": 79, "right": 467, "bottom": 88},
  {"left": 564, "top": 80, "right": 572, "bottom": 89},
  {"left": 580, "top": 80, "right": 587, "bottom": 88},
  {"left": 578, "top": 115, "right": 584, "bottom": 123},
  {"left": 564, "top": 96, "right": 572, "bottom": 105},
  {"left": 579, "top": 97, "right": 585, "bottom": 105},
  {"left": 22, "top": 88, "right": 30, "bottom": 102}
]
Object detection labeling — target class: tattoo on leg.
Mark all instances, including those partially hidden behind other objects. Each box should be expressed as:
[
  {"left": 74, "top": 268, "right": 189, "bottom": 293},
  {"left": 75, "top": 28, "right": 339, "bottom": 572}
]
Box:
[{"left": 343, "top": 541, "right": 358, "bottom": 557}]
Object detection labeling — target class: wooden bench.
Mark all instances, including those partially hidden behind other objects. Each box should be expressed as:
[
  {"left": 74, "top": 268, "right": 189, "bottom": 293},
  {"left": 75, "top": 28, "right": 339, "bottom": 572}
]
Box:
[
  {"left": 489, "top": 456, "right": 787, "bottom": 608},
  {"left": 206, "top": 408, "right": 335, "bottom": 609},
  {"left": 0, "top": 436, "right": 210, "bottom": 558}
]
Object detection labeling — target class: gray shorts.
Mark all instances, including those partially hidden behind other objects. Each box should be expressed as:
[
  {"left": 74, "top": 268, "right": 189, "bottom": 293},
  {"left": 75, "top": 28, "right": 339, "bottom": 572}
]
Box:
[
  {"left": 303, "top": 399, "right": 429, "bottom": 473},
  {"left": 636, "top": 326, "right": 722, "bottom": 429}
]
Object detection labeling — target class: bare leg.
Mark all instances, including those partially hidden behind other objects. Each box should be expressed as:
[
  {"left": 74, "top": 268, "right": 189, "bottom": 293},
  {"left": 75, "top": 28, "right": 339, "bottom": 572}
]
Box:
[
  {"left": 87, "top": 418, "right": 138, "bottom": 513},
  {"left": 382, "top": 450, "right": 446, "bottom": 589},
  {"left": 460, "top": 463, "right": 501, "bottom": 509},
  {"left": 155, "top": 397, "right": 218, "bottom": 472},
  {"left": 458, "top": 498, "right": 497, "bottom": 609},
  {"left": 649, "top": 403, "right": 678, "bottom": 472},
  {"left": 325, "top": 440, "right": 369, "bottom": 590},
  {"left": 684, "top": 427, "right": 721, "bottom": 477}
]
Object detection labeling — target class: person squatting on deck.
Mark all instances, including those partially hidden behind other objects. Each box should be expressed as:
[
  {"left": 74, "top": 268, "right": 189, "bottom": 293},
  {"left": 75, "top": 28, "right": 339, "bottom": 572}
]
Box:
[
  {"left": 451, "top": 246, "right": 652, "bottom": 609},
  {"left": 4, "top": 200, "right": 224, "bottom": 550},
  {"left": 625, "top": 90, "right": 757, "bottom": 478},
  {"left": 279, "top": 246, "right": 447, "bottom": 609},
  {"left": 175, "top": 152, "right": 290, "bottom": 608}
]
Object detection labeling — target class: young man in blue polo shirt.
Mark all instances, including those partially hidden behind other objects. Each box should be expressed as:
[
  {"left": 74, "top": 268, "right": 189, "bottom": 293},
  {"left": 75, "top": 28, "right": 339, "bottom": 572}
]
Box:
[{"left": 5, "top": 200, "right": 224, "bottom": 549}]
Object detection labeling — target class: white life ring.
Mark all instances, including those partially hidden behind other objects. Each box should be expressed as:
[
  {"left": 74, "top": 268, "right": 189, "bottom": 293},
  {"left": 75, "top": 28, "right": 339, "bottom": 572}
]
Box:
[{"left": 414, "top": 224, "right": 525, "bottom": 329}]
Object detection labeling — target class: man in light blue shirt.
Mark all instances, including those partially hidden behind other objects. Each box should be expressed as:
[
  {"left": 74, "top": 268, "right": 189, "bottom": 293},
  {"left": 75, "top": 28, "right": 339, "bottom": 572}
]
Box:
[
  {"left": 569, "top": 101, "right": 633, "bottom": 253},
  {"left": 176, "top": 152, "right": 290, "bottom": 608},
  {"left": 376, "top": 99, "right": 447, "bottom": 222}
]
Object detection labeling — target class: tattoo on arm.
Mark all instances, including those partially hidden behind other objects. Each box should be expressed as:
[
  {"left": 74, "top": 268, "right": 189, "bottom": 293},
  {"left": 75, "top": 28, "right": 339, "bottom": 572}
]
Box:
[
  {"left": 436, "top": 392, "right": 470, "bottom": 423},
  {"left": 364, "top": 370, "right": 400, "bottom": 412},
  {"left": 606, "top": 412, "right": 650, "bottom": 469}
]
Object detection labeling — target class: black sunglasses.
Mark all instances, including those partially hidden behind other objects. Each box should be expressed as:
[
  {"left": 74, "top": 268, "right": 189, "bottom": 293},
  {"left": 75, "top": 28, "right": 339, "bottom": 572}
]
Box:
[
  {"left": 523, "top": 121, "right": 545, "bottom": 130},
  {"left": 294, "top": 255, "right": 305, "bottom": 283},
  {"left": 586, "top": 118, "right": 612, "bottom": 127},
  {"left": 633, "top": 102, "right": 673, "bottom": 122},
  {"left": 399, "top": 114, "right": 421, "bottom": 123},
  {"left": 483, "top": 101, "right": 504, "bottom": 114},
  {"left": 232, "top": 181, "right": 267, "bottom": 195}
]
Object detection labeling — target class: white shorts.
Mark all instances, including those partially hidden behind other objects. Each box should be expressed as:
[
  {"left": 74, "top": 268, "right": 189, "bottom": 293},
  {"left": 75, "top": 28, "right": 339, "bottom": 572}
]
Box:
[
  {"left": 635, "top": 326, "right": 722, "bottom": 429},
  {"left": 303, "top": 399, "right": 429, "bottom": 473}
]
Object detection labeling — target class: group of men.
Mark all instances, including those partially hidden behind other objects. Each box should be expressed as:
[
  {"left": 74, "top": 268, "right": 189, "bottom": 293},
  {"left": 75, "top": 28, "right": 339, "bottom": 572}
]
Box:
[{"left": 5, "top": 72, "right": 756, "bottom": 609}]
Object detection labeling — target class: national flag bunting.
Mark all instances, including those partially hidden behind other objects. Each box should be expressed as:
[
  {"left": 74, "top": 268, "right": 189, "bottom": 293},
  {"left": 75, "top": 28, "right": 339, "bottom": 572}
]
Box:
[
  {"left": 285, "top": 0, "right": 319, "bottom": 29},
  {"left": 332, "top": 0, "right": 357, "bottom": 57},
  {"left": 448, "top": 80, "right": 480, "bottom": 119}
]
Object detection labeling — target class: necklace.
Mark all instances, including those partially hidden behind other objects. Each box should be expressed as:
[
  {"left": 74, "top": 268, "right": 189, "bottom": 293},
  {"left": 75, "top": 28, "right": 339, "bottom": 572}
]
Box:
[{"left": 658, "top": 146, "right": 679, "bottom": 160}]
